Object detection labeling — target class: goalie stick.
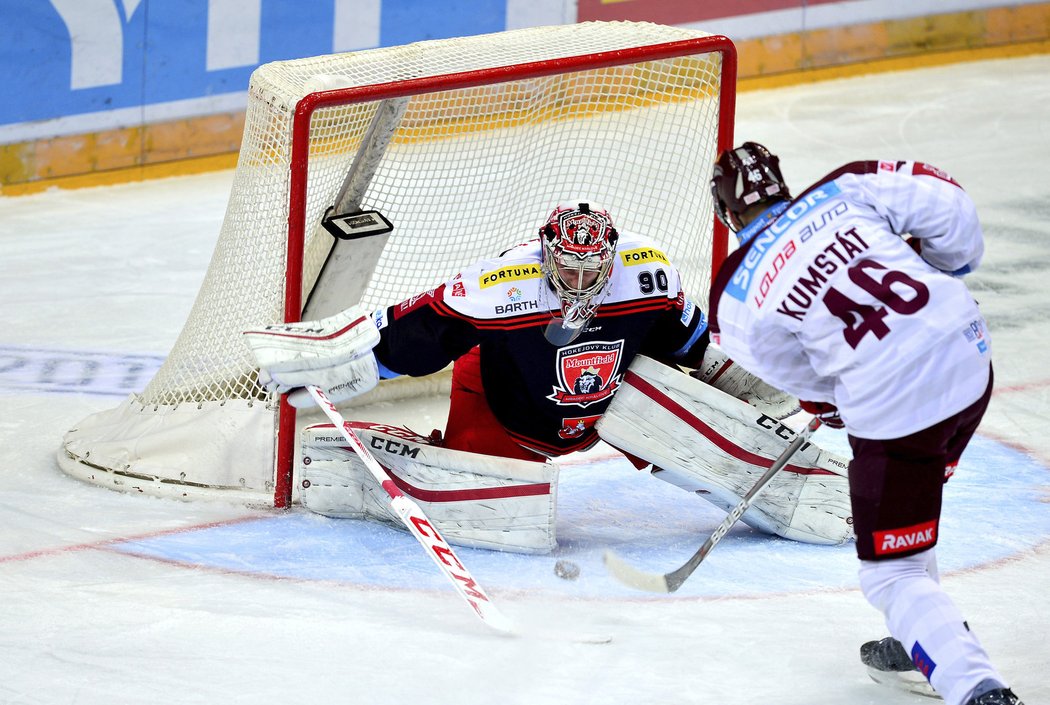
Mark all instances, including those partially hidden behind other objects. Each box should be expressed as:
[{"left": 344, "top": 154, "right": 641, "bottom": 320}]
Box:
[
  {"left": 604, "top": 416, "right": 824, "bottom": 593},
  {"left": 305, "top": 385, "right": 611, "bottom": 644}
]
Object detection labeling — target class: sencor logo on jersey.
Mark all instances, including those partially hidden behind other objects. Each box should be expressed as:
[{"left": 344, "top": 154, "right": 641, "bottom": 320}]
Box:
[
  {"left": 726, "top": 183, "right": 841, "bottom": 303},
  {"left": 619, "top": 247, "right": 669, "bottom": 267},
  {"left": 547, "top": 340, "right": 624, "bottom": 408},
  {"left": 479, "top": 264, "right": 543, "bottom": 289}
]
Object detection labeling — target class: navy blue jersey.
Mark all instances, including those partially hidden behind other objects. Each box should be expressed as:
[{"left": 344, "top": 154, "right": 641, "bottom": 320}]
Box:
[{"left": 374, "top": 233, "right": 709, "bottom": 455}]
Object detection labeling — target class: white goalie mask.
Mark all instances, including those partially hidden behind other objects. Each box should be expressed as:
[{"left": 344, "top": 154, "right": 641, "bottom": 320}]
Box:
[{"left": 539, "top": 203, "right": 619, "bottom": 331}]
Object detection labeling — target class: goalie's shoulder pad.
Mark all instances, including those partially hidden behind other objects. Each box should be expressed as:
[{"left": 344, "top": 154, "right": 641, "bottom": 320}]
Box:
[{"left": 300, "top": 422, "right": 559, "bottom": 554}]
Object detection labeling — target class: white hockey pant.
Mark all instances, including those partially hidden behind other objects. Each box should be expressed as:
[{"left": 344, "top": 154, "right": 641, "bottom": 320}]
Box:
[{"left": 859, "top": 549, "right": 1006, "bottom": 705}]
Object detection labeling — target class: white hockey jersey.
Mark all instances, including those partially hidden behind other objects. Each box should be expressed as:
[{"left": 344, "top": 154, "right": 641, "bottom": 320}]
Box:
[{"left": 710, "top": 160, "right": 991, "bottom": 439}]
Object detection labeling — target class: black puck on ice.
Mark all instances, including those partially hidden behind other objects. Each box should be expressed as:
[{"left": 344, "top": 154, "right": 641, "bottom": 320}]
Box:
[{"left": 554, "top": 559, "right": 580, "bottom": 580}]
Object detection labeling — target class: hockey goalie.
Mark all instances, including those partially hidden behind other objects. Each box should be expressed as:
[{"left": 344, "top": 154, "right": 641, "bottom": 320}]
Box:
[{"left": 244, "top": 203, "right": 853, "bottom": 553}]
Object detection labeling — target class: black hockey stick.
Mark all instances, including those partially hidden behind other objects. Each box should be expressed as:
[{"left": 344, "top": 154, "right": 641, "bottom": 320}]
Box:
[{"left": 603, "top": 416, "right": 823, "bottom": 593}]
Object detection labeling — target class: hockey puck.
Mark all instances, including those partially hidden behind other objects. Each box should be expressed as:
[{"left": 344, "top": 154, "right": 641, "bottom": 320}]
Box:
[{"left": 554, "top": 559, "right": 580, "bottom": 581}]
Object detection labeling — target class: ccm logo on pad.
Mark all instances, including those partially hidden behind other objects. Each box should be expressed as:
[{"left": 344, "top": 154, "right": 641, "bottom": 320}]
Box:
[{"left": 873, "top": 519, "right": 938, "bottom": 555}]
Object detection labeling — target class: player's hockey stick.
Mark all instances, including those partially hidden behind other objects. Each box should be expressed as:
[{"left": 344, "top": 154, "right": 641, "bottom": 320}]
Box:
[
  {"left": 604, "top": 416, "right": 823, "bottom": 593},
  {"left": 306, "top": 385, "right": 611, "bottom": 643},
  {"left": 306, "top": 385, "right": 516, "bottom": 632}
]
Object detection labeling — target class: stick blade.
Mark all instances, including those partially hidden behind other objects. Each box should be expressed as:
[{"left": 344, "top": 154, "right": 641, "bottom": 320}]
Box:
[
  {"left": 511, "top": 626, "right": 614, "bottom": 645},
  {"left": 602, "top": 550, "right": 673, "bottom": 593}
]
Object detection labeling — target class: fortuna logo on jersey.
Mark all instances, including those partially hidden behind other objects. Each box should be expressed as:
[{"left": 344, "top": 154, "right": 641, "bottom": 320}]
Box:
[
  {"left": 619, "top": 246, "right": 669, "bottom": 267},
  {"left": 547, "top": 340, "right": 624, "bottom": 407},
  {"left": 479, "top": 264, "right": 543, "bottom": 289}
]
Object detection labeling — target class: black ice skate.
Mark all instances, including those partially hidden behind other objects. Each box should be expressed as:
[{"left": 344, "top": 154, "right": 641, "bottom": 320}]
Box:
[
  {"left": 967, "top": 687, "right": 1025, "bottom": 705},
  {"left": 860, "top": 637, "right": 938, "bottom": 698}
]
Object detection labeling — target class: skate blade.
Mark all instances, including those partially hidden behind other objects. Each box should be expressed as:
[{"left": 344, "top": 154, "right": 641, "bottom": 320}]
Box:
[{"left": 866, "top": 666, "right": 940, "bottom": 699}]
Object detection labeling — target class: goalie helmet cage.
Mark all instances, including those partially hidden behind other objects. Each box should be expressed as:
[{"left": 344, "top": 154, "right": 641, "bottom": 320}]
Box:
[{"left": 58, "top": 21, "right": 737, "bottom": 508}]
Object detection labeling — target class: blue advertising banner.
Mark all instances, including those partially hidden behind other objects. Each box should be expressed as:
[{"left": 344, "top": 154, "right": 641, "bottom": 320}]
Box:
[{"left": 0, "top": 0, "right": 508, "bottom": 139}]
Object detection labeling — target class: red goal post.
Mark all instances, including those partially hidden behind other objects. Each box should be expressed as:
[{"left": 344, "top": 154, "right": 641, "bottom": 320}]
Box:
[{"left": 59, "top": 22, "right": 737, "bottom": 508}]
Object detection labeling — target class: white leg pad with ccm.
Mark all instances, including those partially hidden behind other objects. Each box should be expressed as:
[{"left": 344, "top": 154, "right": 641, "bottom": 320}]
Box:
[
  {"left": 596, "top": 355, "right": 854, "bottom": 545},
  {"left": 299, "top": 423, "right": 559, "bottom": 553}
]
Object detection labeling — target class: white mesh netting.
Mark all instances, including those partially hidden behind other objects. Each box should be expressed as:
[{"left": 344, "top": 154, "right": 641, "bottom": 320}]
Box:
[{"left": 59, "top": 21, "right": 734, "bottom": 504}]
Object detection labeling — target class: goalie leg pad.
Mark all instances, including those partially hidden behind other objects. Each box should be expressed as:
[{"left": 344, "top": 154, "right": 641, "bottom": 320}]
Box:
[
  {"left": 300, "top": 423, "right": 559, "bottom": 554},
  {"left": 596, "top": 356, "right": 853, "bottom": 545}
]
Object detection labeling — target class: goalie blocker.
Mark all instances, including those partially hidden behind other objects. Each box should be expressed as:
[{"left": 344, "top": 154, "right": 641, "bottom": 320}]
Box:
[
  {"left": 300, "top": 422, "right": 559, "bottom": 553},
  {"left": 596, "top": 355, "right": 853, "bottom": 545}
]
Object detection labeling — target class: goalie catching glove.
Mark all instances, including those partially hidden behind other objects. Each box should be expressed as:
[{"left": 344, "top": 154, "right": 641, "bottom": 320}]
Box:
[{"left": 243, "top": 306, "right": 380, "bottom": 408}]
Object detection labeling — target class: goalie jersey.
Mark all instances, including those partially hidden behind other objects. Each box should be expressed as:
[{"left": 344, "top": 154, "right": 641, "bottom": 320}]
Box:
[
  {"left": 373, "top": 232, "right": 709, "bottom": 455},
  {"left": 709, "top": 160, "right": 991, "bottom": 439}
]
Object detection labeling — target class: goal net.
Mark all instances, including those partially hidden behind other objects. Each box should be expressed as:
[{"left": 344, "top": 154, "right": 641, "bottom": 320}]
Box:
[{"left": 58, "top": 21, "right": 737, "bottom": 507}]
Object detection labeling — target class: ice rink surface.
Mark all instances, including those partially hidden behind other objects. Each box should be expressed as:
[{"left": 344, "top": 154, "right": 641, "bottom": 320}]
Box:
[{"left": 2, "top": 55, "right": 1049, "bottom": 704}]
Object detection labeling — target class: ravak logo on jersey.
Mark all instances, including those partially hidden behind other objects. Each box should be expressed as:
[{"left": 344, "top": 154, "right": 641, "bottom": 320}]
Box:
[
  {"left": 873, "top": 519, "right": 938, "bottom": 555},
  {"left": 548, "top": 340, "right": 624, "bottom": 408},
  {"left": 619, "top": 247, "right": 669, "bottom": 267},
  {"left": 726, "top": 183, "right": 841, "bottom": 302},
  {"left": 479, "top": 264, "right": 543, "bottom": 289}
]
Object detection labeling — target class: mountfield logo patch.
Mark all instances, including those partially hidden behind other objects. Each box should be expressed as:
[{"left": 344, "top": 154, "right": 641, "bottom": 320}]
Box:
[
  {"left": 874, "top": 519, "right": 938, "bottom": 555},
  {"left": 548, "top": 340, "right": 624, "bottom": 408}
]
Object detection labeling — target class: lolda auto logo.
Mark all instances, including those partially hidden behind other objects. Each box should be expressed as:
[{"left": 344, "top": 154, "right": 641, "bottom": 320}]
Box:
[{"left": 547, "top": 340, "right": 624, "bottom": 408}]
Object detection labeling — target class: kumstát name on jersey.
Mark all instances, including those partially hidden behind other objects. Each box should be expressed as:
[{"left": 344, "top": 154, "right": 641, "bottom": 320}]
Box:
[{"left": 773, "top": 226, "right": 870, "bottom": 320}]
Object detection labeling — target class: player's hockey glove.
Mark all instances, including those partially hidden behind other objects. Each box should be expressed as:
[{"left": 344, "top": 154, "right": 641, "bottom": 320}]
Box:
[
  {"left": 243, "top": 306, "right": 381, "bottom": 408},
  {"left": 799, "top": 400, "right": 844, "bottom": 429}
]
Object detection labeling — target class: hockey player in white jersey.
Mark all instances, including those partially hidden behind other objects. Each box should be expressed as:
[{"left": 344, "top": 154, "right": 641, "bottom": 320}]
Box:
[
  {"left": 244, "top": 202, "right": 854, "bottom": 553},
  {"left": 709, "top": 143, "right": 1022, "bottom": 705}
]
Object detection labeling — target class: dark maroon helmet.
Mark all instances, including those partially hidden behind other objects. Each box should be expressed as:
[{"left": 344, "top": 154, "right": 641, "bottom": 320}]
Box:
[{"left": 711, "top": 142, "right": 791, "bottom": 234}]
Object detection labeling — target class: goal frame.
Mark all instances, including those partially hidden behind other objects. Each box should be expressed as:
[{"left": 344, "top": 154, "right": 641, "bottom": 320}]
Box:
[{"left": 275, "top": 35, "right": 738, "bottom": 507}]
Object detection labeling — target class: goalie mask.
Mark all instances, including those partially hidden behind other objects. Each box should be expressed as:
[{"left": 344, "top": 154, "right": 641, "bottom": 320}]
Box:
[
  {"left": 540, "top": 203, "right": 619, "bottom": 332},
  {"left": 711, "top": 142, "right": 792, "bottom": 238}
]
